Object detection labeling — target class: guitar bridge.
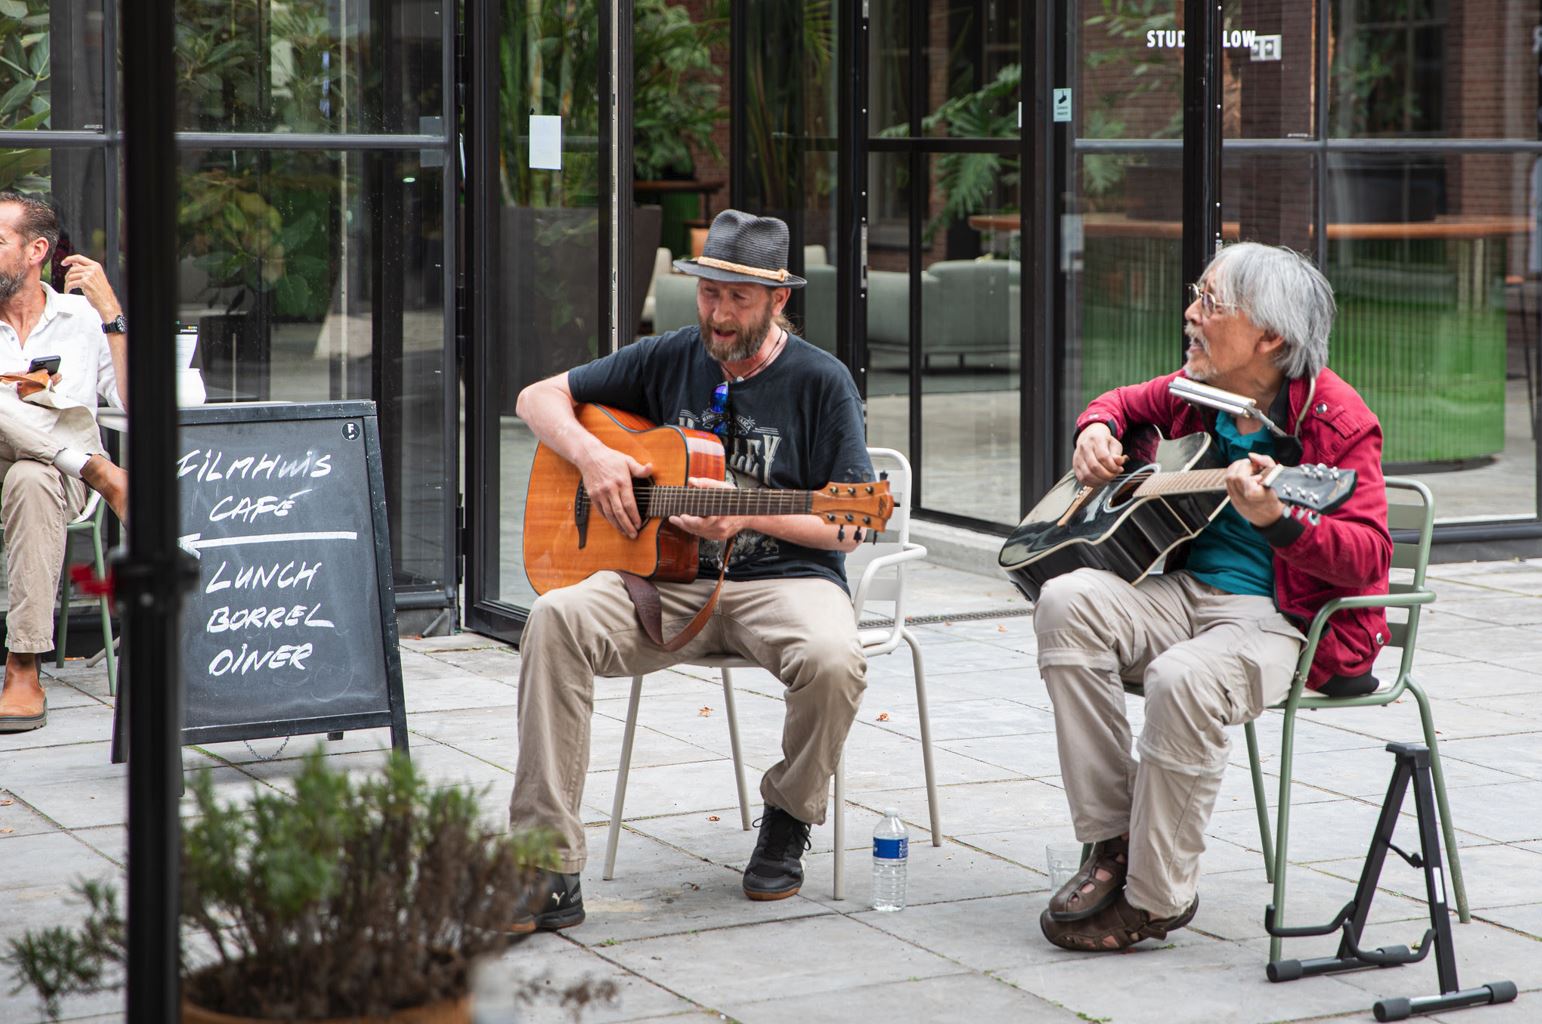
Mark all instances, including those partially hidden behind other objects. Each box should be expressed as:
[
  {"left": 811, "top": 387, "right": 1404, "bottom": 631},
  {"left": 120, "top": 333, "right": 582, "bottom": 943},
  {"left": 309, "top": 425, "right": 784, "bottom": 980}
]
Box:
[{"left": 574, "top": 484, "right": 589, "bottom": 549}]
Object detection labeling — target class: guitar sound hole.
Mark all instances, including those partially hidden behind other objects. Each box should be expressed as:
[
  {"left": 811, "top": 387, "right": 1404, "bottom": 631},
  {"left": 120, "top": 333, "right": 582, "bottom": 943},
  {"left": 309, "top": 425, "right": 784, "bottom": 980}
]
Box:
[{"left": 1103, "top": 466, "right": 1155, "bottom": 512}]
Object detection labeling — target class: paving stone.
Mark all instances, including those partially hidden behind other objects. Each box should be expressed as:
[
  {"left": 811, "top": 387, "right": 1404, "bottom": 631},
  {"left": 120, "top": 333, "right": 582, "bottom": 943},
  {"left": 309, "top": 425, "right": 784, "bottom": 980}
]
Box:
[
  {"left": 602, "top": 915, "right": 961, "bottom": 1009},
  {"left": 994, "top": 931, "right": 1375, "bottom": 1024},
  {"left": 400, "top": 670, "right": 520, "bottom": 713},
  {"left": 1473, "top": 902, "right": 1542, "bottom": 939},
  {"left": 729, "top": 971, "right": 1083, "bottom": 1024},
  {"left": 474, "top": 935, "right": 703, "bottom": 1023},
  {"left": 0, "top": 788, "right": 58, "bottom": 838}
]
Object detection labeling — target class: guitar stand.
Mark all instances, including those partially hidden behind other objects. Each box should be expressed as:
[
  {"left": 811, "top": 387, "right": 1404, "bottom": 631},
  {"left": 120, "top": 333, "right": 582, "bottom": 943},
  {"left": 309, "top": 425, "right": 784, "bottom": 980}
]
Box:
[{"left": 1264, "top": 742, "right": 1516, "bottom": 1021}]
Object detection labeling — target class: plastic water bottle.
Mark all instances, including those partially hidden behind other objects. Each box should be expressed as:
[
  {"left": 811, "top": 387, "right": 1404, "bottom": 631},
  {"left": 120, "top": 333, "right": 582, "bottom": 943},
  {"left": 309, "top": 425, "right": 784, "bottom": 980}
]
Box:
[{"left": 872, "top": 809, "right": 909, "bottom": 911}]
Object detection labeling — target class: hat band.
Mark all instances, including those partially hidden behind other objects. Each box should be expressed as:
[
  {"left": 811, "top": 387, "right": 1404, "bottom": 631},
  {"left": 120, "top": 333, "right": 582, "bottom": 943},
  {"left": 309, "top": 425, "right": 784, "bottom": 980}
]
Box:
[{"left": 696, "top": 256, "right": 789, "bottom": 283}]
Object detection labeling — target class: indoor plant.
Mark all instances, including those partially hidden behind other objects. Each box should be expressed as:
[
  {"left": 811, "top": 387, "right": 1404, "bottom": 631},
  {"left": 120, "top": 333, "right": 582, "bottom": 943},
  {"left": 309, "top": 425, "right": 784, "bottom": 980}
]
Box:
[{"left": 5, "top": 751, "right": 606, "bottom": 1022}]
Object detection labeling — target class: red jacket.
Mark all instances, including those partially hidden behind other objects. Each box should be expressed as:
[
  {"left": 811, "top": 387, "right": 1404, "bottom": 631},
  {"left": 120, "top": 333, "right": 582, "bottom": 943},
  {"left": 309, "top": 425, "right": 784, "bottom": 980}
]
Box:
[{"left": 1077, "top": 369, "right": 1392, "bottom": 689}]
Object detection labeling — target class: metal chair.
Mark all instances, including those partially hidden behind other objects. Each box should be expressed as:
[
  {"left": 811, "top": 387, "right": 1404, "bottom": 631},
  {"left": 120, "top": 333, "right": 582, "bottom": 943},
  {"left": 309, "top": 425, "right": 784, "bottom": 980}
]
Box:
[
  {"left": 602, "top": 447, "right": 942, "bottom": 899},
  {"left": 54, "top": 491, "right": 117, "bottom": 695},
  {"left": 1097, "top": 479, "right": 1465, "bottom": 960},
  {"left": 1244, "top": 477, "right": 1467, "bottom": 962}
]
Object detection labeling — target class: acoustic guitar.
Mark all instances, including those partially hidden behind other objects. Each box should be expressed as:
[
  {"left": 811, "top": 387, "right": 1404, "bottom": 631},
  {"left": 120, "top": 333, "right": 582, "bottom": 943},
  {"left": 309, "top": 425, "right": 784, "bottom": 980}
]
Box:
[
  {"left": 523, "top": 404, "right": 893, "bottom": 594},
  {"left": 998, "top": 429, "right": 1356, "bottom": 602}
]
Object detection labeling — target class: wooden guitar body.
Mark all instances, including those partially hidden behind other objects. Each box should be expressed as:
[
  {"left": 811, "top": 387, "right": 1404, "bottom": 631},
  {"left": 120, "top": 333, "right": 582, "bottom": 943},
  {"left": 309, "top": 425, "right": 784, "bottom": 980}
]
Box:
[
  {"left": 524, "top": 404, "right": 724, "bottom": 594},
  {"left": 998, "top": 431, "right": 1228, "bottom": 602}
]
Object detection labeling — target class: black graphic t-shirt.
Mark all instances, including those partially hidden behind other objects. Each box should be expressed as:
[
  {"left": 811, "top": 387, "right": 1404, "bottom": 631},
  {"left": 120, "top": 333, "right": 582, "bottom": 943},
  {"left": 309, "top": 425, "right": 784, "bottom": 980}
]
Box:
[{"left": 566, "top": 325, "right": 873, "bottom": 589}]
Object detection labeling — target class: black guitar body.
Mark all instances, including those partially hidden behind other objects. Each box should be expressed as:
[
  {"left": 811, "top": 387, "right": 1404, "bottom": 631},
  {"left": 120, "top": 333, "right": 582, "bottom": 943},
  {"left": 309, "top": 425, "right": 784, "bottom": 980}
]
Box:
[{"left": 999, "top": 431, "right": 1227, "bottom": 602}]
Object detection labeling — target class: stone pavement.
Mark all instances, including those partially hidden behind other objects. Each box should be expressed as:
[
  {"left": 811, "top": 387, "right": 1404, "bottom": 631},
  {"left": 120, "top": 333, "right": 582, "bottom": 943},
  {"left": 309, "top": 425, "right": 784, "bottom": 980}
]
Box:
[{"left": 2, "top": 559, "right": 1540, "bottom": 1023}]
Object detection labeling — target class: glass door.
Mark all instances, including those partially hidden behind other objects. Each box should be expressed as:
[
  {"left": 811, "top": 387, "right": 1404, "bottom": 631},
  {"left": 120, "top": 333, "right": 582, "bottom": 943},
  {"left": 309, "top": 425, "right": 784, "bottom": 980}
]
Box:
[
  {"left": 465, "top": 0, "right": 618, "bottom": 640},
  {"left": 866, "top": 0, "right": 1025, "bottom": 528}
]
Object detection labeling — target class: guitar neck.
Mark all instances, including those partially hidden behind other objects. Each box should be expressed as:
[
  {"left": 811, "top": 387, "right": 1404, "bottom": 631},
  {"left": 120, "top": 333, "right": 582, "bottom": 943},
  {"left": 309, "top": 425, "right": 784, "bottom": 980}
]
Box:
[
  {"left": 1134, "top": 466, "right": 1278, "bottom": 498},
  {"left": 637, "top": 484, "right": 815, "bottom": 518}
]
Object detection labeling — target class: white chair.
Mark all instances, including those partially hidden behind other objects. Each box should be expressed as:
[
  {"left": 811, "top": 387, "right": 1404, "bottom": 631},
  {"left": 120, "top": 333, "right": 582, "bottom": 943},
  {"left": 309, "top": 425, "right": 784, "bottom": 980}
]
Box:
[{"left": 602, "top": 448, "right": 942, "bottom": 899}]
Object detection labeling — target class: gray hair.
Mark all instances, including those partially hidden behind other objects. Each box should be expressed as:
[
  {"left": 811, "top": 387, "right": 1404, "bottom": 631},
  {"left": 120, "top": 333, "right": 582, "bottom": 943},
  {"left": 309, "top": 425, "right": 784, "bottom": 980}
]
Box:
[
  {"left": 0, "top": 190, "right": 60, "bottom": 262},
  {"left": 1204, "top": 242, "right": 1335, "bottom": 380}
]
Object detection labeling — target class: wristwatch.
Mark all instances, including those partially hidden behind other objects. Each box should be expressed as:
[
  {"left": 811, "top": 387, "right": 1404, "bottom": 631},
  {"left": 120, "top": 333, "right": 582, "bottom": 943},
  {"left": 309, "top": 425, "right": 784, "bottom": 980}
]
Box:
[{"left": 102, "top": 314, "right": 127, "bottom": 335}]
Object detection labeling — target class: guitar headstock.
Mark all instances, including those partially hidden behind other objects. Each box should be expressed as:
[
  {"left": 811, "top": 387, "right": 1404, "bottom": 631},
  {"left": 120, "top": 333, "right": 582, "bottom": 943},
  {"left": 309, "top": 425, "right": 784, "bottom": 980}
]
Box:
[
  {"left": 813, "top": 480, "right": 894, "bottom": 532},
  {"left": 1267, "top": 464, "right": 1357, "bottom": 514}
]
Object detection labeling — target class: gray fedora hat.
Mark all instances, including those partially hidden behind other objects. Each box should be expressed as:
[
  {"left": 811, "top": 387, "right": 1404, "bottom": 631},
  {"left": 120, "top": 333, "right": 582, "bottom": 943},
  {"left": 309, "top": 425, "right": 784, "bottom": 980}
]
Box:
[{"left": 672, "top": 209, "right": 806, "bottom": 289}]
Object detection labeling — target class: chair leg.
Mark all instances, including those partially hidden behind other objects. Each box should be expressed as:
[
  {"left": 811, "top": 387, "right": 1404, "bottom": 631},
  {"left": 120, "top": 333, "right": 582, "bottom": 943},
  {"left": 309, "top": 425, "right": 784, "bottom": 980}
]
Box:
[
  {"left": 719, "top": 669, "right": 752, "bottom": 831},
  {"left": 903, "top": 628, "right": 942, "bottom": 846},
  {"left": 1408, "top": 679, "right": 1470, "bottom": 922},
  {"left": 93, "top": 526, "right": 115, "bottom": 696},
  {"left": 603, "top": 674, "right": 646, "bottom": 881},
  {"left": 1268, "top": 707, "right": 1300, "bottom": 964},
  {"left": 833, "top": 752, "right": 845, "bottom": 900},
  {"left": 55, "top": 559, "right": 70, "bottom": 670},
  {"left": 1245, "top": 719, "right": 1275, "bottom": 884}
]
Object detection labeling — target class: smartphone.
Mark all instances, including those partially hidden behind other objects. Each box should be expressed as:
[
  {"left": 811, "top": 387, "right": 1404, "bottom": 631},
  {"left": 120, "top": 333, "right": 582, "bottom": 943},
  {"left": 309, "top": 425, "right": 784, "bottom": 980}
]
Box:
[{"left": 27, "top": 355, "right": 61, "bottom": 375}]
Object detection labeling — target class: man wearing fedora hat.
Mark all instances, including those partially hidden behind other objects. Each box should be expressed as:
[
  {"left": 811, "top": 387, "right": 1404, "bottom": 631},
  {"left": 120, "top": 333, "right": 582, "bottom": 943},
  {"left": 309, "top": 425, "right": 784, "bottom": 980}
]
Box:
[{"left": 507, "top": 210, "right": 874, "bottom": 931}]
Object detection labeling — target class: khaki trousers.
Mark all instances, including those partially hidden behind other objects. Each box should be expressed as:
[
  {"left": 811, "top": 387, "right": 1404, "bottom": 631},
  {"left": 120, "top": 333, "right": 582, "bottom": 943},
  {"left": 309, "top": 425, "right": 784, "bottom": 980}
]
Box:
[
  {"left": 0, "top": 414, "right": 87, "bottom": 653},
  {"left": 1034, "top": 568, "right": 1302, "bottom": 918},
  {"left": 509, "top": 572, "right": 867, "bottom": 872}
]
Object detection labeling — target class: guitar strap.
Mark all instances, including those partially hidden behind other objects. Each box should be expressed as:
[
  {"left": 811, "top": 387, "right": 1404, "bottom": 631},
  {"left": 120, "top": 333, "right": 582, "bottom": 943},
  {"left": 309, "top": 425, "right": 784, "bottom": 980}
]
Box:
[{"left": 616, "top": 544, "right": 732, "bottom": 652}]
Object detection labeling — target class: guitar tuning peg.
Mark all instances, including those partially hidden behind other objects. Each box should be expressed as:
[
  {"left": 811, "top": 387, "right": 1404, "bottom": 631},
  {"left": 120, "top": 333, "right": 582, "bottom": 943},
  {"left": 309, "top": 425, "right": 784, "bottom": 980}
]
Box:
[
  {"left": 837, "top": 525, "right": 846, "bottom": 542},
  {"left": 871, "top": 528, "right": 880, "bottom": 544},
  {"left": 879, "top": 471, "right": 889, "bottom": 481},
  {"left": 847, "top": 486, "right": 857, "bottom": 496},
  {"left": 845, "top": 514, "right": 854, "bottom": 522},
  {"left": 852, "top": 527, "right": 863, "bottom": 543}
]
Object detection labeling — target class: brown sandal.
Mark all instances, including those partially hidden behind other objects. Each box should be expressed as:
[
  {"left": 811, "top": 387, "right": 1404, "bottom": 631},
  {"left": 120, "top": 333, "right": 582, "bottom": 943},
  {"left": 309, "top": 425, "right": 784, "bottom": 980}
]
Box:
[
  {"left": 1047, "top": 835, "right": 1127, "bottom": 922},
  {"left": 1040, "top": 892, "right": 1199, "bottom": 952}
]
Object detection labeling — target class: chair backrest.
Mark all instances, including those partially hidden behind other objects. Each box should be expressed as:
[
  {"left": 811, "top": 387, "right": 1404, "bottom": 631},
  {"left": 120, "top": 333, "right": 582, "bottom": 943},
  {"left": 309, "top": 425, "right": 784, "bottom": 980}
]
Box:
[
  {"left": 845, "top": 447, "right": 913, "bottom": 624},
  {"left": 1382, "top": 476, "right": 1435, "bottom": 679}
]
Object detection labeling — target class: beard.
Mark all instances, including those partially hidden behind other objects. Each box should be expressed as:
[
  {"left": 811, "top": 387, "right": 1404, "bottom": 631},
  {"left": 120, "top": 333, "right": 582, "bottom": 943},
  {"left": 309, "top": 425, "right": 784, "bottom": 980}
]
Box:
[
  {"left": 0, "top": 266, "right": 27, "bottom": 304},
  {"left": 1182, "top": 323, "right": 1213, "bottom": 381},
  {"left": 701, "top": 302, "right": 774, "bottom": 364}
]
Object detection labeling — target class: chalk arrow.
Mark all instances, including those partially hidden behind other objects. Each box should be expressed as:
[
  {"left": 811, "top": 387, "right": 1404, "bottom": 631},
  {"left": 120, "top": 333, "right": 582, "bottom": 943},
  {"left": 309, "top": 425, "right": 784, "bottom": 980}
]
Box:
[{"left": 179, "top": 533, "right": 203, "bottom": 559}]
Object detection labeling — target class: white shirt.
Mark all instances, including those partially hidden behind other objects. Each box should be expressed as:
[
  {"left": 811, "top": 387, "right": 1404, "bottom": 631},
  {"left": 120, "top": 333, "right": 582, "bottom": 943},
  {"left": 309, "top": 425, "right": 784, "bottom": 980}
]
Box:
[{"left": 0, "top": 281, "right": 122, "bottom": 454}]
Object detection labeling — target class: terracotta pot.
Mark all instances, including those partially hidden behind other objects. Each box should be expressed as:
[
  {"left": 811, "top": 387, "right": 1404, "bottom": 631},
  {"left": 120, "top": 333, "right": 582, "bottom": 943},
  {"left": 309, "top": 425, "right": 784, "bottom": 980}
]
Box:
[{"left": 181, "top": 994, "right": 470, "bottom": 1024}]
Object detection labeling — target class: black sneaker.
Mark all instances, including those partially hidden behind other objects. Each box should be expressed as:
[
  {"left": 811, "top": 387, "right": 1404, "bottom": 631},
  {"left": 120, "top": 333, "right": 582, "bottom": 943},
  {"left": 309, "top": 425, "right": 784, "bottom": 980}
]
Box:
[
  {"left": 508, "top": 870, "right": 585, "bottom": 933},
  {"left": 742, "top": 805, "right": 812, "bottom": 901}
]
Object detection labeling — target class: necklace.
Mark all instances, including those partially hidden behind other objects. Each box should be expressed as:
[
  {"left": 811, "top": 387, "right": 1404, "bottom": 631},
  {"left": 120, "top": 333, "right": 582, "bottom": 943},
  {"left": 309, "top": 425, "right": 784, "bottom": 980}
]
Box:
[{"left": 724, "top": 328, "right": 786, "bottom": 383}]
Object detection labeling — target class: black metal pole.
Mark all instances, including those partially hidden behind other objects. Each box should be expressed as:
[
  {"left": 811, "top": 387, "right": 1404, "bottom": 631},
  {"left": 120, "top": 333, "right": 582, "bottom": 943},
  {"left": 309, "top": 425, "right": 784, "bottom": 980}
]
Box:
[
  {"left": 121, "top": 0, "right": 187, "bottom": 1019},
  {"left": 1182, "top": 0, "right": 1222, "bottom": 304},
  {"left": 835, "top": 0, "right": 867, "bottom": 394}
]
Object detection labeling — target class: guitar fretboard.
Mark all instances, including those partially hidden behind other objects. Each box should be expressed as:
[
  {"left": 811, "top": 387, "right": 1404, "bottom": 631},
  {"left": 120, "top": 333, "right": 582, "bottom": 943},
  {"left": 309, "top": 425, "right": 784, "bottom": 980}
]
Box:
[
  {"left": 580, "top": 485, "right": 815, "bottom": 519},
  {"left": 1133, "top": 468, "right": 1235, "bottom": 498}
]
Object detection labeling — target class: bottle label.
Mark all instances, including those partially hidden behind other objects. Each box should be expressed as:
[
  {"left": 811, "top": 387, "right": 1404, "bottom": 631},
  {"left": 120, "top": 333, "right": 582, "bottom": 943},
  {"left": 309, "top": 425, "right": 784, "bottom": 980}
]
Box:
[{"left": 873, "top": 837, "right": 908, "bottom": 860}]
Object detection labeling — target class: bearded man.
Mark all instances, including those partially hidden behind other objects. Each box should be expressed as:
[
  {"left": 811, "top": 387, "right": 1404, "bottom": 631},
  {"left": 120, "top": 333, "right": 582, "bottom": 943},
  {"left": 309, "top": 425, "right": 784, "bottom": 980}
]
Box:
[
  {"left": 0, "top": 191, "right": 129, "bottom": 733},
  {"left": 1034, "top": 242, "right": 1391, "bottom": 951},
  {"left": 506, "top": 210, "right": 872, "bottom": 931}
]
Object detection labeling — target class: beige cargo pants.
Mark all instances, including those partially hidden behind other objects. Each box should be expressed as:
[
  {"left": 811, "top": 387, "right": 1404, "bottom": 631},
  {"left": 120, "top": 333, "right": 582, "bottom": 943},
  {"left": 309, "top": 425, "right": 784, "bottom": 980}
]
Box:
[
  {"left": 1034, "top": 568, "right": 1303, "bottom": 918},
  {"left": 0, "top": 416, "right": 88, "bottom": 653},
  {"left": 509, "top": 572, "right": 867, "bottom": 872}
]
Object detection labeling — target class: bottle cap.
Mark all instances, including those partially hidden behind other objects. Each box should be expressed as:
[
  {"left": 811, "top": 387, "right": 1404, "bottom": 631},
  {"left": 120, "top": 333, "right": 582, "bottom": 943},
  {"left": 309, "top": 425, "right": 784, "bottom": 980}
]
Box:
[{"left": 883, "top": 808, "right": 900, "bottom": 818}]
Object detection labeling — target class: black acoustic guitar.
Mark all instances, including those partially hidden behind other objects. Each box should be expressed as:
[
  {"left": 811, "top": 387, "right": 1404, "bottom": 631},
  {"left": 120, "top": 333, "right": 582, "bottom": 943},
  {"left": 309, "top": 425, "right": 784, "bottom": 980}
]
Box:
[{"left": 998, "top": 430, "right": 1356, "bottom": 601}]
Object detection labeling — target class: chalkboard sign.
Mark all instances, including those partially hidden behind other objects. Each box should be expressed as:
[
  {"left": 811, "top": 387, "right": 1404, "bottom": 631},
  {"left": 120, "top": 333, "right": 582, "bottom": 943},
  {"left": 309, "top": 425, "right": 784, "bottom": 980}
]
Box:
[{"left": 114, "top": 401, "right": 408, "bottom": 755}]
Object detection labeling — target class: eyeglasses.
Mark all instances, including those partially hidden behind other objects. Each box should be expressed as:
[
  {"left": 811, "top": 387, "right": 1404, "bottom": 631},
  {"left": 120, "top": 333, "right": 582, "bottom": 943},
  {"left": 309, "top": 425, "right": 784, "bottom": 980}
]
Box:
[
  {"left": 1187, "top": 282, "right": 1234, "bottom": 320},
  {"left": 702, "top": 381, "right": 732, "bottom": 438}
]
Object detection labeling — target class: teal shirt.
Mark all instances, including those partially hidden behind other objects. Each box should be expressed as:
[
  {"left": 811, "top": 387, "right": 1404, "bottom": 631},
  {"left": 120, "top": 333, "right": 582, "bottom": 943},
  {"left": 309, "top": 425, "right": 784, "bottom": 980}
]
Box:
[{"left": 1185, "top": 415, "right": 1277, "bottom": 598}]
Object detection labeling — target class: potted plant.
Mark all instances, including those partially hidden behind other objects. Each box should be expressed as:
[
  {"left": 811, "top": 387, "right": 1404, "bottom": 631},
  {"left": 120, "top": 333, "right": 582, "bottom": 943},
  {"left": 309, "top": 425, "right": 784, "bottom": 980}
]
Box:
[{"left": 4, "top": 751, "right": 610, "bottom": 1022}]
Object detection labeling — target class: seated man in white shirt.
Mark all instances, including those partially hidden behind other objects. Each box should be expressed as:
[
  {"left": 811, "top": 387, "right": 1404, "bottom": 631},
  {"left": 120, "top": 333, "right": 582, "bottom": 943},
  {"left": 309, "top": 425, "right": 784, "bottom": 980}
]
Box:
[{"left": 0, "top": 190, "right": 130, "bottom": 733}]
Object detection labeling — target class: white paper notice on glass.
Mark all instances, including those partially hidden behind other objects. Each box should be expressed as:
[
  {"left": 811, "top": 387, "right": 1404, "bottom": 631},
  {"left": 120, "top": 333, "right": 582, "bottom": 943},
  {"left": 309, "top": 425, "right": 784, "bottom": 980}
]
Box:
[{"left": 529, "top": 115, "right": 562, "bottom": 170}]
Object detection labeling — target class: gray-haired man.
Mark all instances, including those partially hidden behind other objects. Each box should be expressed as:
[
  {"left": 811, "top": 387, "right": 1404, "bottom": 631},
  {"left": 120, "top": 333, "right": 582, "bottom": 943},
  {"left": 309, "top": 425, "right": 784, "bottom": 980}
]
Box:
[{"left": 1035, "top": 243, "right": 1392, "bottom": 951}]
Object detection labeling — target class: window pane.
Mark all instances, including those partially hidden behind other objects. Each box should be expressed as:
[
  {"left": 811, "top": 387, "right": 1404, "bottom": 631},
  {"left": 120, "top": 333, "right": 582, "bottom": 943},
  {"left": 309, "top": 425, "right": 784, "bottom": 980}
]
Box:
[
  {"left": 1071, "top": 149, "right": 1186, "bottom": 422},
  {"left": 174, "top": 0, "right": 444, "bottom": 134},
  {"left": 1325, "top": 152, "right": 1534, "bottom": 520},
  {"left": 1076, "top": 1, "right": 1183, "bottom": 141},
  {"left": 1225, "top": 0, "right": 1318, "bottom": 140},
  {"left": 925, "top": 0, "right": 1019, "bottom": 140},
  {"left": 1329, "top": 0, "right": 1537, "bottom": 140},
  {"left": 176, "top": 149, "right": 449, "bottom": 590},
  {"left": 0, "top": 2, "right": 105, "bottom": 132},
  {"left": 919, "top": 152, "right": 1019, "bottom": 523},
  {"left": 489, "top": 0, "right": 605, "bottom": 609}
]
